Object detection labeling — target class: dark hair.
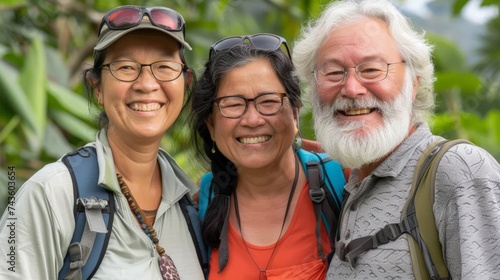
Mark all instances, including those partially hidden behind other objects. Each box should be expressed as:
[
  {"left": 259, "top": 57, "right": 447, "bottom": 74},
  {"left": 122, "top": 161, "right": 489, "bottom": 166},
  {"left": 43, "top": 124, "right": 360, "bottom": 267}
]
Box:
[
  {"left": 83, "top": 44, "right": 193, "bottom": 129},
  {"left": 190, "top": 44, "right": 301, "bottom": 247}
]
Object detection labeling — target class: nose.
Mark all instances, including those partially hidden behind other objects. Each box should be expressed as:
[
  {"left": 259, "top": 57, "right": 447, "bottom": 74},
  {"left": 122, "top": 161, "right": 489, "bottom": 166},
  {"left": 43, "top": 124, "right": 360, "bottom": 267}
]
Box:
[
  {"left": 133, "top": 66, "right": 160, "bottom": 91},
  {"left": 240, "top": 101, "right": 265, "bottom": 126},
  {"left": 340, "top": 69, "right": 367, "bottom": 98}
]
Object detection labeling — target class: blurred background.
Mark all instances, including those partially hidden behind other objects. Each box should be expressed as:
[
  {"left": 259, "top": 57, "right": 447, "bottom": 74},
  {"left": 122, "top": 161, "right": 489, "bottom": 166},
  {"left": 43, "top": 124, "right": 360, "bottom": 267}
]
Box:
[{"left": 1, "top": 0, "right": 499, "bottom": 213}]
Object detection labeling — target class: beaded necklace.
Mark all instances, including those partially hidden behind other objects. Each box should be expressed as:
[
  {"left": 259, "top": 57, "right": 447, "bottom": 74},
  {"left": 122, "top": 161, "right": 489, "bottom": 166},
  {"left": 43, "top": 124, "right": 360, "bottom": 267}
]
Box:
[{"left": 117, "top": 173, "right": 179, "bottom": 280}]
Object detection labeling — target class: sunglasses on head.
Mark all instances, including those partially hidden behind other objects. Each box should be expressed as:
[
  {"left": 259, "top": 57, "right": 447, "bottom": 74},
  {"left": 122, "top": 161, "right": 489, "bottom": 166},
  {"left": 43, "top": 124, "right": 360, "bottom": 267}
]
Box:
[
  {"left": 98, "top": 6, "right": 185, "bottom": 36},
  {"left": 209, "top": 33, "right": 291, "bottom": 60}
]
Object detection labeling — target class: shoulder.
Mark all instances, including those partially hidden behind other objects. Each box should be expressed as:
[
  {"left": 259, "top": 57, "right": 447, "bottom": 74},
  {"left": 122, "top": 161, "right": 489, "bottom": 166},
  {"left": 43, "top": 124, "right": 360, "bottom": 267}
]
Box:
[
  {"left": 157, "top": 149, "right": 199, "bottom": 196},
  {"left": 434, "top": 141, "right": 500, "bottom": 210},
  {"left": 13, "top": 161, "right": 75, "bottom": 221},
  {"left": 437, "top": 142, "right": 500, "bottom": 181}
]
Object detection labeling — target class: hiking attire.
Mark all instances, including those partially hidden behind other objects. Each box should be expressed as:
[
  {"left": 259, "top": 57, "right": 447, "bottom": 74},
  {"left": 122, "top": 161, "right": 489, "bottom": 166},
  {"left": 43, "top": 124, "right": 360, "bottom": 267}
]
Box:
[
  {"left": 327, "top": 123, "right": 500, "bottom": 279},
  {"left": 0, "top": 129, "right": 205, "bottom": 280},
  {"left": 202, "top": 152, "right": 336, "bottom": 280}
]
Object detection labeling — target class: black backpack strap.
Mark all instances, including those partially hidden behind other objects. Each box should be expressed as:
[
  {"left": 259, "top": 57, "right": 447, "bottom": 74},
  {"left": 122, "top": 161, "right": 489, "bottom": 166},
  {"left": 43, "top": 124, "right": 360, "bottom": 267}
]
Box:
[
  {"left": 307, "top": 161, "right": 327, "bottom": 261},
  {"left": 58, "top": 147, "right": 115, "bottom": 280},
  {"left": 179, "top": 194, "right": 209, "bottom": 277},
  {"left": 306, "top": 153, "right": 344, "bottom": 263}
]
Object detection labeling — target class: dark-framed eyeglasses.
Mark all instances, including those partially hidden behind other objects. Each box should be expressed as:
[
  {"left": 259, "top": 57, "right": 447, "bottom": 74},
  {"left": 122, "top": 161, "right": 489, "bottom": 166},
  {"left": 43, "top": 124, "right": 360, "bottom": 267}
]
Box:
[
  {"left": 214, "top": 93, "right": 287, "bottom": 119},
  {"left": 101, "top": 60, "right": 185, "bottom": 82},
  {"left": 313, "top": 61, "right": 406, "bottom": 86},
  {"left": 98, "top": 6, "right": 185, "bottom": 36},
  {"left": 209, "top": 33, "right": 291, "bottom": 60}
]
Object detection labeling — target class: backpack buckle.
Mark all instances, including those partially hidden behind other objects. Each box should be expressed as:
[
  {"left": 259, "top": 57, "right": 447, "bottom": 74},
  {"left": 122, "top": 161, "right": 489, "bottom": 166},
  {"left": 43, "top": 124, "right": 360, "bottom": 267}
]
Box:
[{"left": 309, "top": 187, "right": 326, "bottom": 203}]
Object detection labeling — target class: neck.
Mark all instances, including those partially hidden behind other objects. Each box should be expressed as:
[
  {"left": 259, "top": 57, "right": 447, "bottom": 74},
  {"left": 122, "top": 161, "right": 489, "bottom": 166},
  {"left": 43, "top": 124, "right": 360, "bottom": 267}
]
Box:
[
  {"left": 107, "top": 128, "right": 162, "bottom": 210},
  {"left": 236, "top": 149, "right": 304, "bottom": 197}
]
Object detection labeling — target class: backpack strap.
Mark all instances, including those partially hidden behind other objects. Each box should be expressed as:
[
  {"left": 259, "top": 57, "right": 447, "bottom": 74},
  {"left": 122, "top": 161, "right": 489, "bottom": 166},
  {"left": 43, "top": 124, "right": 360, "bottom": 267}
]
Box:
[
  {"left": 58, "top": 147, "right": 115, "bottom": 280},
  {"left": 178, "top": 194, "right": 209, "bottom": 277},
  {"left": 299, "top": 149, "right": 345, "bottom": 261},
  {"left": 405, "top": 139, "right": 469, "bottom": 279},
  {"left": 336, "top": 139, "right": 469, "bottom": 279},
  {"left": 306, "top": 161, "right": 328, "bottom": 260}
]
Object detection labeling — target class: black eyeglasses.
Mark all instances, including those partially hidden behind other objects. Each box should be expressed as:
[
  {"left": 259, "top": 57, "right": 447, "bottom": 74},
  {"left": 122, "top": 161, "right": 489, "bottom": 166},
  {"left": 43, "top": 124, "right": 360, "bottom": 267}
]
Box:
[
  {"left": 98, "top": 6, "right": 185, "bottom": 36},
  {"left": 214, "top": 93, "right": 287, "bottom": 119},
  {"left": 101, "top": 60, "right": 185, "bottom": 82},
  {"left": 209, "top": 33, "right": 291, "bottom": 60}
]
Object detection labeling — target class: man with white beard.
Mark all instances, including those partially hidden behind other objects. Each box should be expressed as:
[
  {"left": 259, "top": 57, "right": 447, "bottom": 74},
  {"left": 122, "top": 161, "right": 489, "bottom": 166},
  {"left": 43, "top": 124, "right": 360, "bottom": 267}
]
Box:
[{"left": 293, "top": 0, "right": 500, "bottom": 279}]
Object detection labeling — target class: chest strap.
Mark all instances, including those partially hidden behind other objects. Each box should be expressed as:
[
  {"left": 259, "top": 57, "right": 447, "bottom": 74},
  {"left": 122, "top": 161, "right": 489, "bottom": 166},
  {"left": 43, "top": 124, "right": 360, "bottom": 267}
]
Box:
[{"left": 336, "top": 214, "right": 418, "bottom": 266}]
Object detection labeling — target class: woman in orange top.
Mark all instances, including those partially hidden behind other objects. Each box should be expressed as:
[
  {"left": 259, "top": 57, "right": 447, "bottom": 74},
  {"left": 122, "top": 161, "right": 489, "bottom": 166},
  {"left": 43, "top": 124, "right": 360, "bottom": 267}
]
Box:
[{"left": 190, "top": 34, "right": 345, "bottom": 279}]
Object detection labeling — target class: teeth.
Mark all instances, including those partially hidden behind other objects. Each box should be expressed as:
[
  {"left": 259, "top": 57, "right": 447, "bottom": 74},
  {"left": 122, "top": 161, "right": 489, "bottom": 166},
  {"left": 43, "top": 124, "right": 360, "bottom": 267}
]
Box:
[
  {"left": 239, "top": 136, "right": 271, "bottom": 144},
  {"left": 344, "top": 108, "right": 371, "bottom": 116},
  {"left": 130, "top": 103, "right": 161, "bottom": 112}
]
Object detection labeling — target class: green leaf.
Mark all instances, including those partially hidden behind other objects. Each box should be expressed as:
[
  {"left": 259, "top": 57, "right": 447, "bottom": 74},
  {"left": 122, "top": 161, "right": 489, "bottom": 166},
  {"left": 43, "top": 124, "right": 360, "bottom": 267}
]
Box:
[
  {"left": 49, "top": 110, "right": 96, "bottom": 142},
  {"left": 434, "top": 71, "right": 482, "bottom": 93},
  {"left": 0, "top": 60, "right": 37, "bottom": 131},
  {"left": 47, "top": 81, "right": 94, "bottom": 122},
  {"left": 18, "top": 36, "right": 47, "bottom": 143},
  {"left": 0, "top": 0, "right": 26, "bottom": 7},
  {"left": 452, "top": 0, "right": 469, "bottom": 16},
  {"left": 43, "top": 123, "right": 74, "bottom": 158},
  {"left": 426, "top": 33, "right": 466, "bottom": 72}
]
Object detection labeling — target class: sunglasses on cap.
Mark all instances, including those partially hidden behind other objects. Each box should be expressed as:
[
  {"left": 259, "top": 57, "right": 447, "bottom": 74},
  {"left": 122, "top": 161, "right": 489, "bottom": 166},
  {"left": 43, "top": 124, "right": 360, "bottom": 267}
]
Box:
[
  {"left": 209, "top": 33, "right": 291, "bottom": 60},
  {"left": 98, "top": 6, "right": 185, "bottom": 36}
]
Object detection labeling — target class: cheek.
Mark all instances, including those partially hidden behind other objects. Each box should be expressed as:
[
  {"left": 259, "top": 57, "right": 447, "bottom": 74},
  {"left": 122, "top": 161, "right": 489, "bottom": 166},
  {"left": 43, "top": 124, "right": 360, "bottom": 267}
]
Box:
[{"left": 316, "top": 84, "right": 340, "bottom": 104}]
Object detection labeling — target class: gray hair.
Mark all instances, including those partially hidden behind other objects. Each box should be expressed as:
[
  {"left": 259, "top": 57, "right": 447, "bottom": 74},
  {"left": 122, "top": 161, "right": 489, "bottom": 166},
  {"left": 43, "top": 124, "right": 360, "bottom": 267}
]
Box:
[{"left": 293, "top": 0, "right": 436, "bottom": 124}]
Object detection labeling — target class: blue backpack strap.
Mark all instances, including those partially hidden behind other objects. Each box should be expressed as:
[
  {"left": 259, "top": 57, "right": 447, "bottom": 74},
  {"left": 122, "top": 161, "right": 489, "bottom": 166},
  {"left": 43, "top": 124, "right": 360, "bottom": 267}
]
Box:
[
  {"left": 58, "top": 146, "right": 114, "bottom": 280},
  {"left": 178, "top": 194, "right": 209, "bottom": 277},
  {"left": 198, "top": 172, "right": 214, "bottom": 220}
]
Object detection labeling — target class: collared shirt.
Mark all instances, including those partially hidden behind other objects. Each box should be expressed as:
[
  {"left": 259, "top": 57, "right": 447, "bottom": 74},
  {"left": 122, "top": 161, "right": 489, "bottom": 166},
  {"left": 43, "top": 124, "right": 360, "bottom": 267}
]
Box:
[
  {"left": 327, "top": 123, "right": 500, "bottom": 279},
  {"left": 0, "top": 129, "right": 204, "bottom": 280}
]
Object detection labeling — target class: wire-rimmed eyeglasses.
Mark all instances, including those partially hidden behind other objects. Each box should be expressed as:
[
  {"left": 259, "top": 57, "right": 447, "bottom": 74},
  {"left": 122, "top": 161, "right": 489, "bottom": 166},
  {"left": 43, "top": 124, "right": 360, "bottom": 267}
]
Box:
[
  {"left": 313, "top": 61, "right": 406, "bottom": 86},
  {"left": 214, "top": 93, "right": 287, "bottom": 119},
  {"left": 101, "top": 60, "right": 185, "bottom": 82}
]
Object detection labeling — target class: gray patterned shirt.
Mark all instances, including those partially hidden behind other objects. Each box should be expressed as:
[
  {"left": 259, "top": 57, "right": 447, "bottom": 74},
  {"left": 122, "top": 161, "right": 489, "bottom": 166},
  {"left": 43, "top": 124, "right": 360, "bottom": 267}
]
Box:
[{"left": 327, "top": 123, "right": 500, "bottom": 279}]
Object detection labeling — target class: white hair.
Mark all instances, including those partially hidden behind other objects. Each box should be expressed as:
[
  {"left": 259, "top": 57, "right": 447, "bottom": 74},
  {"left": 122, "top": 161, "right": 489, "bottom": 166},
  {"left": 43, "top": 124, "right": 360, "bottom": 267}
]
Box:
[{"left": 293, "top": 0, "right": 436, "bottom": 124}]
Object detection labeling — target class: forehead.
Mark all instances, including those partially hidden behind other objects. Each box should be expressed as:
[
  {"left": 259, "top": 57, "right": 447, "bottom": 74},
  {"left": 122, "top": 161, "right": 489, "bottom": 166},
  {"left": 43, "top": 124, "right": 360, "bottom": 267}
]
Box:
[
  {"left": 317, "top": 17, "right": 400, "bottom": 66},
  {"left": 217, "top": 59, "right": 285, "bottom": 97},
  {"left": 105, "top": 30, "right": 180, "bottom": 60}
]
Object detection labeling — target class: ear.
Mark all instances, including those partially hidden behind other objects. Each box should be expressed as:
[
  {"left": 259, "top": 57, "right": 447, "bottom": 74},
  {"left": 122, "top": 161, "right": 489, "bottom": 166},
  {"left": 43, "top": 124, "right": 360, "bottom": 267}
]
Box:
[
  {"left": 412, "top": 76, "right": 420, "bottom": 101},
  {"left": 87, "top": 73, "right": 103, "bottom": 104},
  {"left": 185, "top": 69, "right": 194, "bottom": 86},
  {"left": 293, "top": 107, "right": 301, "bottom": 128}
]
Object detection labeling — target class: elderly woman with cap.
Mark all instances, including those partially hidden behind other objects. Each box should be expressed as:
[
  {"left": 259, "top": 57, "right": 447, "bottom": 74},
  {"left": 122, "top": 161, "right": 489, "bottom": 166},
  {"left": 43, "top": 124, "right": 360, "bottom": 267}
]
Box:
[{"left": 0, "top": 5, "right": 204, "bottom": 280}]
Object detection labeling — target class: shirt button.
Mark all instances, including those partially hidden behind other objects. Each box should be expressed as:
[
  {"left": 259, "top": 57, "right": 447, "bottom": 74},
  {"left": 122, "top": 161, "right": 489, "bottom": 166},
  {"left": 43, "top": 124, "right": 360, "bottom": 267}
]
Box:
[
  {"left": 345, "top": 229, "right": 351, "bottom": 240},
  {"left": 350, "top": 203, "right": 357, "bottom": 211}
]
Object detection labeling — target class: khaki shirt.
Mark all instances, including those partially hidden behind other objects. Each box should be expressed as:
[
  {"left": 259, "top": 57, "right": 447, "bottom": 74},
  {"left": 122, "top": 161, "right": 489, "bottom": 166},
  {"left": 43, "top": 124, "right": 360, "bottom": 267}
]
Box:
[{"left": 0, "top": 129, "right": 204, "bottom": 280}]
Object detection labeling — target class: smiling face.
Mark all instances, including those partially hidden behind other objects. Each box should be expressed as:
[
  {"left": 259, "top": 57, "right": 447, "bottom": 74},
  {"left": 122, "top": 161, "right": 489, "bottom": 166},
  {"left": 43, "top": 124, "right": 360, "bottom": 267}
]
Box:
[
  {"left": 312, "top": 17, "right": 418, "bottom": 169},
  {"left": 94, "top": 30, "right": 188, "bottom": 144},
  {"left": 206, "top": 58, "right": 297, "bottom": 171}
]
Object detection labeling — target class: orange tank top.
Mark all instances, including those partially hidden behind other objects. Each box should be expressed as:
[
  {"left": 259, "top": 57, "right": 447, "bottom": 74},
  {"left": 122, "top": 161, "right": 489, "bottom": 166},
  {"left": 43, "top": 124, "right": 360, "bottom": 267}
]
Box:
[{"left": 208, "top": 182, "right": 331, "bottom": 280}]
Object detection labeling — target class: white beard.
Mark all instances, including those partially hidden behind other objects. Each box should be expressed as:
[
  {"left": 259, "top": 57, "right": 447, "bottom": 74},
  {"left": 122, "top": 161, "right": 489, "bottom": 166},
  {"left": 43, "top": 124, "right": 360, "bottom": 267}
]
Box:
[{"left": 312, "top": 75, "right": 414, "bottom": 169}]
